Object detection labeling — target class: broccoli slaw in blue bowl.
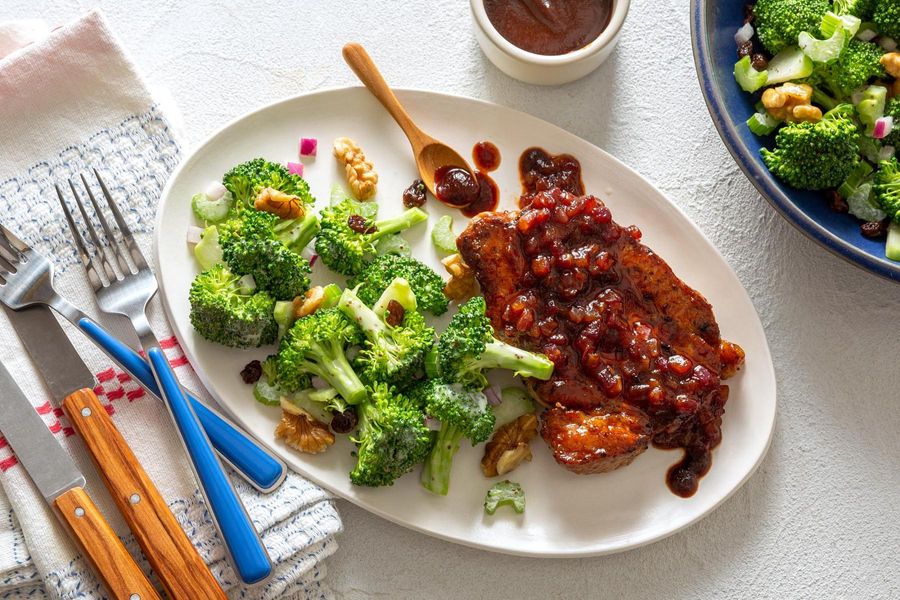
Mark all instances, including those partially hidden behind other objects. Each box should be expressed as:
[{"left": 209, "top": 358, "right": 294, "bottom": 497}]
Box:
[{"left": 691, "top": 0, "right": 900, "bottom": 282}]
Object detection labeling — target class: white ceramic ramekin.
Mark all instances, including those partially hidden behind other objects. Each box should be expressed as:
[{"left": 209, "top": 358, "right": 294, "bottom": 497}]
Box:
[{"left": 470, "top": 0, "right": 630, "bottom": 85}]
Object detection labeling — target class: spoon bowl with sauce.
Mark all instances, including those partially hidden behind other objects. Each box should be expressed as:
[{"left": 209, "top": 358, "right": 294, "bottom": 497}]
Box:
[{"left": 342, "top": 43, "right": 479, "bottom": 208}]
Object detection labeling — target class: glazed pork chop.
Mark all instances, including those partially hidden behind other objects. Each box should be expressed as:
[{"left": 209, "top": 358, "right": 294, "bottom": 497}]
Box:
[{"left": 457, "top": 187, "right": 744, "bottom": 496}]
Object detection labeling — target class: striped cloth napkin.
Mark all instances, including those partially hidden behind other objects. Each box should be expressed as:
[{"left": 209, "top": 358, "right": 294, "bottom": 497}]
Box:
[{"left": 0, "top": 10, "right": 341, "bottom": 599}]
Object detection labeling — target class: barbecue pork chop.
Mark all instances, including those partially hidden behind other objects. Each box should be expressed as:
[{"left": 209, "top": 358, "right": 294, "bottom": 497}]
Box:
[{"left": 457, "top": 187, "right": 744, "bottom": 495}]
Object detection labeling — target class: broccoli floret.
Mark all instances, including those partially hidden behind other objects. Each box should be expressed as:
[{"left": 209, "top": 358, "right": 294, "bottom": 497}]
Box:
[
  {"left": 350, "top": 382, "right": 433, "bottom": 487},
  {"left": 425, "top": 297, "right": 554, "bottom": 391},
  {"left": 337, "top": 282, "right": 434, "bottom": 387},
  {"left": 273, "top": 307, "right": 367, "bottom": 403},
  {"left": 413, "top": 379, "right": 494, "bottom": 495},
  {"left": 818, "top": 38, "right": 885, "bottom": 98},
  {"left": 761, "top": 106, "right": 861, "bottom": 189},
  {"left": 349, "top": 254, "right": 449, "bottom": 316},
  {"left": 883, "top": 97, "right": 900, "bottom": 149},
  {"left": 874, "top": 157, "right": 900, "bottom": 222},
  {"left": 873, "top": 0, "right": 900, "bottom": 38},
  {"left": 222, "top": 158, "right": 314, "bottom": 210},
  {"left": 188, "top": 264, "right": 277, "bottom": 348},
  {"left": 754, "top": 0, "right": 830, "bottom": 54},
  {"left": 315, "top": 198, "right": 428, "bottom": 276},
  {"left": 220, "top": 209, "right": 311, "bottom": 300},
  {"left": 832, "top": 0, "right": 876, "bottom": 19}
]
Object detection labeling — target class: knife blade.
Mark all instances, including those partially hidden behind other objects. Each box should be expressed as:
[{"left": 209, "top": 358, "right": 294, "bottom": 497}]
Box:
[
  {"left": 3, "top": 305, "right": 225, "bottom": 600},
  {"left": 0, "top": 360, "right": 159, "bottom": 600},
  {"left": 10, "top": 303, "right": 286, "bottom": 492}
]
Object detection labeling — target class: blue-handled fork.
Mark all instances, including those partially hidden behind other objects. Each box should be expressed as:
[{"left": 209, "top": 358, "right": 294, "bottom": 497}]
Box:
[{"left": 0, "top": 172, "right": 274, "bottom": 585}]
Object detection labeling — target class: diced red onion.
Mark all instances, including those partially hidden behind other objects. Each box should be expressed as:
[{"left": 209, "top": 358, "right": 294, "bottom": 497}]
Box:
[
  {"left": 879, "top": 36, "right": 897, "bottom": 51},
  {"left": 734, "top": 23, "right": 754, "bottom": 45},
  {"left": 287, "top": 161, "right": 304, "bottom": 176},
  {"left": 873, "top": 116, "right": 893, "bottom": 139},
  {"left": 424, "top": 415, "right": 442, "bottom": 431},
  {"left": 186, "top": 225, "right": 203, "bottom": 244},
  {"left": 300, "top": 245, "right": 318, "bottom": 262},
  {"left": 856, "top": 28, "right": 877, "bottom": 42},
  {"left": 299, "top": 137, "right": 318, "bottom": 157},
  {"left": 484, "top": 385, "right": 502, "bottom": 406},
  {"left": 879, "top": 145, "right": 896, "bottom": 161},
  {"left": 311, "top": 376, "right": 328, "bottom": 389},
  {"left": 204, "top": 181, "right": 226, "bottom": 201}
]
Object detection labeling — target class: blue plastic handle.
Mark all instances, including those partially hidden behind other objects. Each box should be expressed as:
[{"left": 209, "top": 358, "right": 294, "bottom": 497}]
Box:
[
  {"left": 77, "top": 318, "right": 285, "bottom": 491},
  {"left": 148, "top": 347, "right": 272, "bottom": 584}
]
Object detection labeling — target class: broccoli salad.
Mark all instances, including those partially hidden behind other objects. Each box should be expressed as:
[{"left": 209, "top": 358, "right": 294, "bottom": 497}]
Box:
[
  {"left": 732, "top": 0, "right": 900, "bottom": 259},
  {"left": 185, "top": 139, "right": 552, "bottom": 504}
]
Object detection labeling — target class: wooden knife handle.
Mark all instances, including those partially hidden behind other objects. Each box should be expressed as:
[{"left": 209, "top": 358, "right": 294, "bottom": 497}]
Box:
[
  {"left": 54, "top": 486, "right": 160, "bottom": 600},
  {"left": 63, "top": 389, "right": 226, "bottom": 600}
]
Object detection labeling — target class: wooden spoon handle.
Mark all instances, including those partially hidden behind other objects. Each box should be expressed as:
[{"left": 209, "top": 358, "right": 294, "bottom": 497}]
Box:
[
  {"left": 64, "top": 388, "right": 227, "bottom": 600},
  {"left": 54, "top": 486, "right": 161, "bottom": 600},
  {"left": 342, "top": 42, "right": 428, "bottom": 146}
]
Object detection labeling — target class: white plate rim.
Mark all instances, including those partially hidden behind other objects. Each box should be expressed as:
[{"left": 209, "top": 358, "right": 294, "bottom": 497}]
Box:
[{"left": 154, "top": 85, "right": 777, "bottom": 557}]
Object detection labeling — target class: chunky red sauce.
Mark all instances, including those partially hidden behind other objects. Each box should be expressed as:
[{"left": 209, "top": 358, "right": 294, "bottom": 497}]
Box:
[
  {"left": 508, "top": 149, "right": 738, "bottom": 497},
  {"left": 484, "top": 0, "right": 613, "bottom": 56},
  {"left": 433, "top": 142, "right": 501, "bottom": 215},
  {"left": 519, "top": 146, "right": 584, "bottom": 200}
]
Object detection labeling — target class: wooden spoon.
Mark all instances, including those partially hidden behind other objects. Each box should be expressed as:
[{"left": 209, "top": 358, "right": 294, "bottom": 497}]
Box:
[{"left": 342, "top": 42, "right": 475, "bottom": 206}]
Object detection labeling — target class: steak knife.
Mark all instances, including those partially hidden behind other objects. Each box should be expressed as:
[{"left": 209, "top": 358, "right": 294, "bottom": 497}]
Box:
[
  {"left": 0, "top": 360, "right": 160, "bottom": 600},
  {"left": 3, "top": 306, "right": 226, "bottom": 600}
]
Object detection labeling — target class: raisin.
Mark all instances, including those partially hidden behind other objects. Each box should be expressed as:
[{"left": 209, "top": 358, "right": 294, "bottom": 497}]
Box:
[
  {"left": 347, "top": 214, "right": 369, "bottom": 233},
  {"left": 750, "top": 54, "right": 768, "bottom": 71},
  {"left": 240, "top": 360, "right": 262, "bottom": 384},
  {"left": 330, "top": 408, "right": 358, "bottom": 434},
  {"left": 402, "top": 178, "right": 427, "bottom": 208},
  {"left": 385, "top": 299, "right": 405, "bottom": 327},
  {"left": 743, "top": 3, "right": 754, "bottom": 23},
  {"left": 827, "top": 190, "right": 848, "bottom": 214},
  {"left": 737, "top": 40, "right": 753, "bottom": 58},
  {"left": 860, "top": 220, "right": 889, "bottom": 239}
]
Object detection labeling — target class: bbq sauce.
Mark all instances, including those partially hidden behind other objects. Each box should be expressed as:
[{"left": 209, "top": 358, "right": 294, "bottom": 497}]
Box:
[
  {"left": 519, "top": 146, "right": 584, "bottom": 201},
  {"left": 516, "top": 147, "right": 727, "bottom": 499},
  {"left": 484, "top": 0, "right": 614, "bottom": 56},
  {"left": 433, "top": 141, "right": 501, "bottom": 216}
]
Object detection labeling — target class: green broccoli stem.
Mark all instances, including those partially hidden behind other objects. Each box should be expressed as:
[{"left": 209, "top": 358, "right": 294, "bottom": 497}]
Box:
[
  {"left": 293, "top": 212, "right": 320, "bottom": 250},
  {"left": 338, "top": 287, "right": 389, "bottom": 339},
  {"left": 470, "top": 340, "right": 555, "bottom": 380},
  {"left": 421, "top": 422, "right": 463, "bottom": 495},
  {"left": 371, "top": 207, "right": 428, "bottom": 242},
  {"left": 308, "top": 339, "right": 367, "bottom": 404}
]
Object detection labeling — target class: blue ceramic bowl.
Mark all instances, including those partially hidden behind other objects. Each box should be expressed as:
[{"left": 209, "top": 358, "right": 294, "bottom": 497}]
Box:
[{"left": 691, "top": 0, "right": 900, "bottom": 282}]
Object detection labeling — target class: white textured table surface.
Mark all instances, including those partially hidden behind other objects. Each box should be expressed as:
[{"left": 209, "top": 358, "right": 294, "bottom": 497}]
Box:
[{"left": 4, "top": 1, "right": 900, "bottom": 598}]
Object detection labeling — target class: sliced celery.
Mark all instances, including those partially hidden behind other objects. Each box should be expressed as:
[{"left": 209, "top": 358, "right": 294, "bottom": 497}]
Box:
[
  {"left": 747, "top": 112, "right": 781, "bottom": 136},
  {"left": 734, "top": 56, "right": 769, "bottom": 92},
  {"left": 886, "top": 222, "right": 900, "bottom": 261},
  {"left": 766, "top": 47, "right": 814, "bottom": 85}
]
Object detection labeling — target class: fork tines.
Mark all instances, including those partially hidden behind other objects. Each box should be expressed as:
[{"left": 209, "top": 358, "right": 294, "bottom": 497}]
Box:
[
  {"left": 55, "top": 170, "right": 147, "bottom": 288},
  {"left": 0, "top": 224, "right": 29, "bottom": 283}
]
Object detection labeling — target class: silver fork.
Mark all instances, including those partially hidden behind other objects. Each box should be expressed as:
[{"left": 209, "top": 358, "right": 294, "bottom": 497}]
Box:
[{"left": 53, "top": 171, "right": 272, "bottom": 585}]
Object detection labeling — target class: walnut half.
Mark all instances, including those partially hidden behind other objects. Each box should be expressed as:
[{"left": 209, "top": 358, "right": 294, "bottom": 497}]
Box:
[
  {"left": 481, "top": 413, "right": 539, "bottom": 477},
  {"left": 254, "top": 187, "right": 305, "bottom": 219},
  {"left": 275, "top": 411, "right": 335, "bottom": 454},
  {"left": 441, "top": 253, "right": 480, "bottom": 303},
  {"left": 333, "top": 137, "right": 377, "bottom": 200}
]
